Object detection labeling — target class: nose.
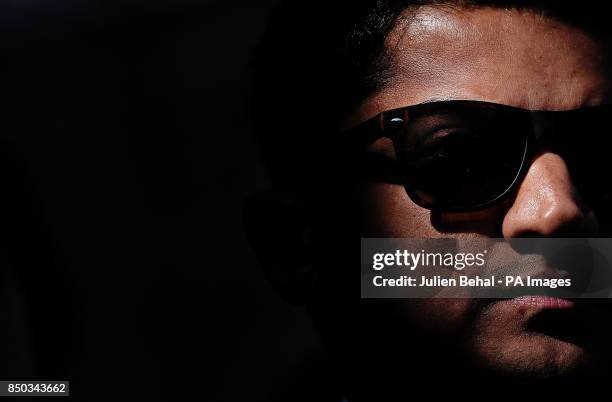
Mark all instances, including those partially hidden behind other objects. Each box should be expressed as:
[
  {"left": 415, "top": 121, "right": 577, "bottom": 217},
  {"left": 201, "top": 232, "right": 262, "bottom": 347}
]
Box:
[{"left": 502, "top": 151, "right": 598, "bottom": 238}]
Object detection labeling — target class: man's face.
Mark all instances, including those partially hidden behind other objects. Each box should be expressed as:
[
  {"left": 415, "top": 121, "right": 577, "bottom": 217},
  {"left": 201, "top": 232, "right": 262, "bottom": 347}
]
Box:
[{"left": 353, "top": 7, "right": 612, "bottom": 378}]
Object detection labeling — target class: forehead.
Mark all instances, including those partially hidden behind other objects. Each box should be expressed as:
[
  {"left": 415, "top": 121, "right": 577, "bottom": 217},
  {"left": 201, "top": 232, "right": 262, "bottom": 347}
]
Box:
[{"left": 355, "top": 6, "right": 611, "bottom": 122}]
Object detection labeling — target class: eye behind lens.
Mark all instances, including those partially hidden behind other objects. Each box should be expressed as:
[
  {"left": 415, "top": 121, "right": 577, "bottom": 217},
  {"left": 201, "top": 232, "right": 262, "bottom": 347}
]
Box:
[{"left": 395, "top": 119, "right": 528, "bottom": 211}]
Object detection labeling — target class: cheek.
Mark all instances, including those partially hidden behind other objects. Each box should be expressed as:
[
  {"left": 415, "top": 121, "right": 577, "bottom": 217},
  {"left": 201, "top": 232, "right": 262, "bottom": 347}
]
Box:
[
  {"left": 358, "top": 182, "right": 438, "bottom": 236},
  {"left": 396, "top": 299, "right": 474, "bottom": 335},
  {"left": 356, "top": 185, "right": 493, "bottom": 360}
]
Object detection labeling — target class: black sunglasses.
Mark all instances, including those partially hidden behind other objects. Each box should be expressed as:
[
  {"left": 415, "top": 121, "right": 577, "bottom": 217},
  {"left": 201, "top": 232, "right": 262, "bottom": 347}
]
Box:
[{"left": 349, "top": 100, "right": 612, "bottom": 212}]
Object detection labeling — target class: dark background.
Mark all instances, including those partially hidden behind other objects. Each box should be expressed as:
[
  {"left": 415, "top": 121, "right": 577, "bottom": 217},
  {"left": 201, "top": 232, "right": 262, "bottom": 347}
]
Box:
[{"left": 1, "top": 1, "right": 318, "bottom": 401}]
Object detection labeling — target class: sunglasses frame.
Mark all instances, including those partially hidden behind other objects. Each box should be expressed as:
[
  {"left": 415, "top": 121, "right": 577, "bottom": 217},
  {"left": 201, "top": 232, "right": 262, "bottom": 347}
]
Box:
[{"left": 348, "top": 100, "right": 612, "bottom": 213}]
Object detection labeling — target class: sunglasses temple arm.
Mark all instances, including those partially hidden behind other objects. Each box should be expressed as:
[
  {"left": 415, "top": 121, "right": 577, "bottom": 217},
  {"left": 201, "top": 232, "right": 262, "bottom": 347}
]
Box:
[{"left": 346, "top": 113, "right": 385, "bottom": 150}]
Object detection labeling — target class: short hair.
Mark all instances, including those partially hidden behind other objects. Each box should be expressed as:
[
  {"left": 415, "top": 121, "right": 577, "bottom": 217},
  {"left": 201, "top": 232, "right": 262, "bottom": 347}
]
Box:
[{"left": 250, "top": 0, "right": 611, "bottom": 193}]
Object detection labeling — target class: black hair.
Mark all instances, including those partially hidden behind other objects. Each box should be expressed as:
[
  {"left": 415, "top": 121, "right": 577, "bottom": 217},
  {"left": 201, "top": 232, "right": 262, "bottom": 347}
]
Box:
[{"left": 250, "top": 0, "right": 611, "bottom": 193}]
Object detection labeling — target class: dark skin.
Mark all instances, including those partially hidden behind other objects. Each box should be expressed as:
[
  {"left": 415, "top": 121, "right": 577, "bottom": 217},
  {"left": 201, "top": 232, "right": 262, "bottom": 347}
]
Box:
[
  {"left": 247, "top": 6, "right": 612, "bottom": 400},
  {"left": 356, "top": 7, "right": 611, "bottom": 378}
]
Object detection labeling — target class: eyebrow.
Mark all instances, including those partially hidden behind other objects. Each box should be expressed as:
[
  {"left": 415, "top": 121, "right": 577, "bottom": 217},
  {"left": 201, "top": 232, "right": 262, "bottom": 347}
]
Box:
[{"left": 415, "top": 96, "right": 461, "bottom": 105}]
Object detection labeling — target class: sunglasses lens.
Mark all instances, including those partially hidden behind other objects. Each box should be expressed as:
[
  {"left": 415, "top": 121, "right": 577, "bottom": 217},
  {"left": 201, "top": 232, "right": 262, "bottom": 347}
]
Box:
[
  {"left": 555, "top": 107, "right": 612, "bottom": 202},
  {"left": 393, "top": 104, "right": 529, "bottom": 211}
]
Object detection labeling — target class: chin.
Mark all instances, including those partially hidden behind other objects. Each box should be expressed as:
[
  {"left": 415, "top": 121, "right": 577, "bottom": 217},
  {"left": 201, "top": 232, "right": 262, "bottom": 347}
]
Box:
[
  {"left": 472, "top": 331, "right": 589, "bottom": 379},
  {"left": 470, "top": 301, "right": 596, "bottom": 379}
]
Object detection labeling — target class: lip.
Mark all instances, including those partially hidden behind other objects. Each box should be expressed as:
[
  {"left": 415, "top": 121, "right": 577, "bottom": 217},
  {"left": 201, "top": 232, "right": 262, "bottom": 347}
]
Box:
[{"left": 507, "top": 295, "right": 575, "bottom": 310}]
